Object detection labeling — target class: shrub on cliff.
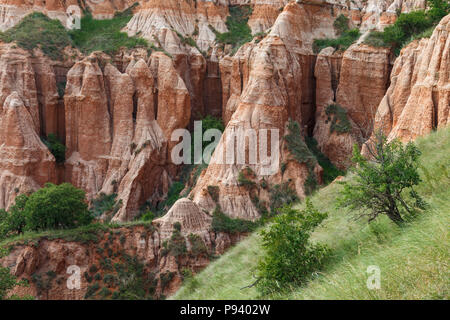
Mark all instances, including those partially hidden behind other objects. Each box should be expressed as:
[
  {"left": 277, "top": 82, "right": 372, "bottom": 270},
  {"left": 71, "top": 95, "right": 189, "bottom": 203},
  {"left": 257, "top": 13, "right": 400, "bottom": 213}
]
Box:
[
  {"left": 0, "top": 248, "right": 19, "bottom": 299},
  {"left": 313, "top": 28, "right": 360, "bottom": 53},
  {"left": 257, "top": 202, "right": 329, "bottom": 294},
  {"left": 427, "top": 0, "right": 450, "bottom": 22},
  {"left": 211, "top": 207, "right": 258, "bottom": 234},
  {"left": 24, "top": 183, "right": 93, "bottom": 231},
  {"left": 325, "top": 104, "right": 352, "bottom": 134},
  {"left": 214, "top": 5, "right": 253, "bottom": 52},
  {"left": 313, "top": 15, "right": 360, "bottom": 53},
  {"left": 364, "top": 3, "right": 449, "bottom": 54},
  {"left": 333, "top": 14, "right": 350, "bottom": 35},
  {"left": 305, "top": 137, "right": 345, "bottom": 185},
  {"left": 42, "top": 134, "right": 66, "bottom": 163},
  {"left": 90, "top": 193, "right": 122, "bottom": 219}
]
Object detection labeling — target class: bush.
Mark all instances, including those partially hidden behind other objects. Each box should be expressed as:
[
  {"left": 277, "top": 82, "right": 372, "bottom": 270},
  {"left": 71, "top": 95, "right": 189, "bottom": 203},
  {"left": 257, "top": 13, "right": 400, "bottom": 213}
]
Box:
[
  {"left": 201, "top": 115, "right": 225, "bottom": 132},
  {"left": 207, "top": 185, "right": 220, "bottom": 203},
  {"left": 189, "top": 115, "right": 225, "bottom": 164},
  {"left": 337, "top": 131, "right": 426, "bottom": 225},
  {"left": 284, "top": 120, "right": 320, "bottom": 194},
  {"left": 0, "top": 12, "right": 72, "bottom": 60},
  {"left": 188, "top": 233, "right": 209, "bottom": 256},
  {"left": 269, "top": 183, "right": 299, "bottom": 214},
  {"left": 364, "top": 4, "right": 449, "bottom": 55},
  {"left": 24, "top": 183, "right": 93, "bottom": 231},
  {"left": 313, "top": 28, "right": 360, "bottom": 53},
  {"left": 363, "top": 31, "right": 388, "bottom": 47},
  {"left": 333, "top": 14, "right": 350, "bottom": 35},
  {"left": 84, "top": 283, "right": 100, "bottom": 299},
  {"left": 284, "top": 120, "right": 317, "bottom": 169},
  {"left": 305, "top": 137, "right": 345, "bottom": 185},
  {"left": 111, "top": 257, "right": 157, "bottom": 300},
  {"left": 211, "top": 207, "right": 257, "bottom": 234},
  {"left": 42, "top": 134, "right": 66, "bottom": 163},
  {"left": 214, "top": 5, "right": 253, "bottom": 51},
  {"left": 237, "top": 167, "right": 256, "bottom": 188},
  {"left": 140, "top": 211, "right": 155, "bottom": 222},
  {"left": 0, "top": 247, "right": 28, "bottom": 300},
  {"left": 325, "top": 104, "right": 352, "bottom": 134},
  {"left": 0, "top": 194, "right": 28, "bottom": 237},
  {"left": 428, "top": 0, "right": 450, "bottom": 22},
  {"left": 154, "top": 182, "right": 184, "bottom": 213},
  {"left": 90, "top": 193, "right": 121, "bottom": 218},
  {"left": 257, "top": 202, "right": 329, "bottom": 294},
  {"left": 163, "top": 225, "right": 187, "bottom": 258}
]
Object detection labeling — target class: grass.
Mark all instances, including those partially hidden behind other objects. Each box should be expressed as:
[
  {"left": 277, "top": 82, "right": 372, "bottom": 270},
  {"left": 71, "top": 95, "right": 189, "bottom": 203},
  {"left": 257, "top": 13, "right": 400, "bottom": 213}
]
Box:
[
  {"left": 0, "top": 220, "right": 155, "bottom": 249},
  {"left": 69, "top": 8, "right": 148, "bottom": 56},
  {"left": 0, "top": 12, "right": 72, "bottom": 60},
  {"left": 0, "top": 7, "right": 149, "bottom": 60},
  {"left": 214, "top": 5, "right": 253, "bottom": 53},
  {"left": 171, "top": 127, "right": 450, "bottom": 300}
]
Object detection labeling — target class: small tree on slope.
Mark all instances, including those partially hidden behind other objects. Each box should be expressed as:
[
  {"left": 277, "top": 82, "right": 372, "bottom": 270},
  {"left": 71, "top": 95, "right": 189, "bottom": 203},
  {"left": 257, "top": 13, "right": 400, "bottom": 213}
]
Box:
[
  {"left": 337, "top": 131, "right": 426, "bottom": 225},
  {"left": 257, "top": 202, "right": 329, "bottom": 294}
]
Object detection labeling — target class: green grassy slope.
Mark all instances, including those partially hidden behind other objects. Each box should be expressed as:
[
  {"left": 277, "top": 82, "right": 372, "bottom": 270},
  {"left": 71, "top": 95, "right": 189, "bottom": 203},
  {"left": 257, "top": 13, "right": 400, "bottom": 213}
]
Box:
[{"left": 172, "top": 128, "right": 450, "bottom": 300}]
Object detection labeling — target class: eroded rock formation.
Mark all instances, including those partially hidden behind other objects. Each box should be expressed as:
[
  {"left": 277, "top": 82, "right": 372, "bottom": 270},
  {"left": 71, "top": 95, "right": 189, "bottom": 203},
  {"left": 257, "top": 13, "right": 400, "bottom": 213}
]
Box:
[
  {"left": 312, "top": 43, "right": 392, "bottom": 169},
  {"left": 63, "top": 52, "right": 191, "bottom": 221},
  {"left": 365, "top": 14, "right": 449, "bottom": 148},
  {"left": 0, "top": 91, "right": 56, "bottom": 209},
  {"left": 0, "top": 0, "right": 448, "bottom": 301}
]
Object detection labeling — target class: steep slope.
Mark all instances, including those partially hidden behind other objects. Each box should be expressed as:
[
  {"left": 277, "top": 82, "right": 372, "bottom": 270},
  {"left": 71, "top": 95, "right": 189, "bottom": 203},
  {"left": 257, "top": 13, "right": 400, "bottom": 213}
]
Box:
[{"left": 172, "top": 127, "right": 450, "bottom": 300}]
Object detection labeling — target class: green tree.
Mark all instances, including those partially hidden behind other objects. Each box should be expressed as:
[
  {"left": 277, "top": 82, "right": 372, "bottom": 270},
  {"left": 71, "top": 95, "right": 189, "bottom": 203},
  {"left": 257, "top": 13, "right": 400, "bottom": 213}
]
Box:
[
  {"left": 381, "top": 24, "right": 406, "bottom": 49},
  {"left": 25, "top": 183, "right": 92, "bottom": 231},
  {"left": 337, "top": 131, "right": 426, "bottom": 225},
  {"left": 257, "top": 202, "right": 329, "bottom": 294},
  {"left": 395, "top": 11, "right": 432, "bottom": 38},
  {"left": 3, "top": 195, "right": 28, "bottom": 236},
  {"left": 427, "top": 0, "right": 450, "bottom": 22},
  {"left": 333, "top": 14, "right": 350, "bottom": 35}
]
